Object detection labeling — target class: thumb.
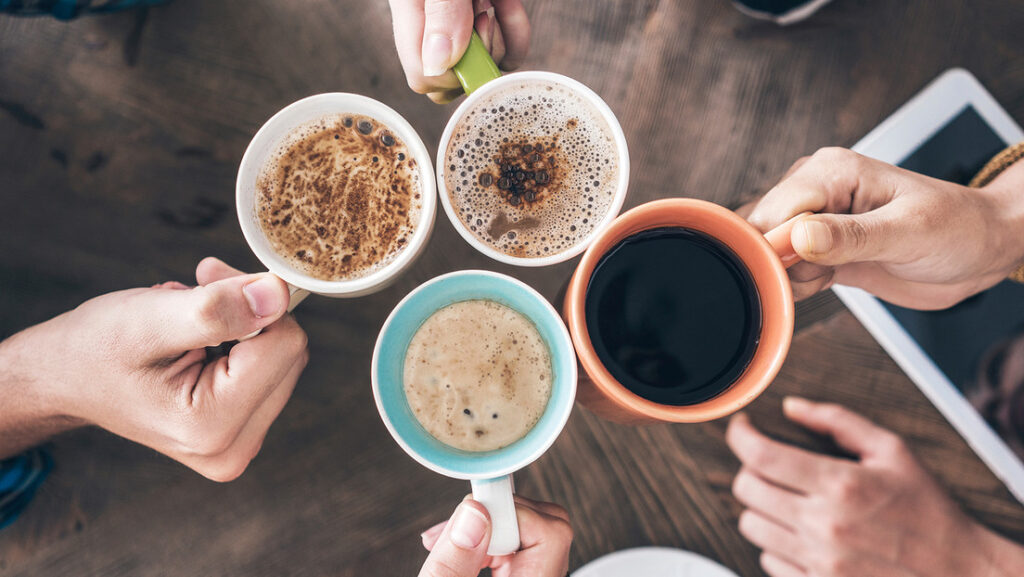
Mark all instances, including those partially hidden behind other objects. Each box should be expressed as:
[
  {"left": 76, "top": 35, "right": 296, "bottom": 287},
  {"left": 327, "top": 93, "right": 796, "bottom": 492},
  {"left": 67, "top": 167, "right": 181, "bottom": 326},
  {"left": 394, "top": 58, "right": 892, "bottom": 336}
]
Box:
[
  {"left": 419, "top": 500, "right": 492, "bottom": 577},
  {"left": 149, "top": 273, "right": 290, "bottom": 355},
  {"left": 421, "top": 0, "right": 474, "bottom": 76},
  {"left": 791, "top": 212, "right": 896, "bottom": 266}
]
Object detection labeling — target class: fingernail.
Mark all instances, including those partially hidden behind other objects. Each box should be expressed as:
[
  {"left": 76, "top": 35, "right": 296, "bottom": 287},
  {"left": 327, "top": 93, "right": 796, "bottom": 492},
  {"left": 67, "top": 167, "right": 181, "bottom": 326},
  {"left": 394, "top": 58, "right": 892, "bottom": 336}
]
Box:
[
  {"left": 422, "top": 34, "right": 453, "bottom": 77},
  {"left": 448, "top": 502, "right": 488, "bottom": 549},
  {"left": 420, "top": 521, "right": 446, "bottom": 542},
  {"left": 799, "top": 220, "right": 832, "bottom": 256},
  {"left": 783, "top": 396, "right": 812, "bottom": 415},
  {"left": 243, "top": 277, "right": 282, "bottom": 318}
]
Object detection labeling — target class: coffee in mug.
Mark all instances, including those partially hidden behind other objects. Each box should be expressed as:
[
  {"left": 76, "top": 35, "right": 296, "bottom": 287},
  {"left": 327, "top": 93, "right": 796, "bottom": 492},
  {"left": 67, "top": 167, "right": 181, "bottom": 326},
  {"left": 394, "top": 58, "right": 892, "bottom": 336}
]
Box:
[
  {"left": 404, "top": 299, "right": 552, "bottom": 452},
  {"left": 585, "top": 227, "right": 762, "bottom": 406},
  {"left": 256, "top": 114, "right": 422, "bottom": 282},
  {"left": 237, "top": 94, "right": 436, "bottom": 303},
  {"left": 442, "top": 78, "right": 620, "bottom": 261}
]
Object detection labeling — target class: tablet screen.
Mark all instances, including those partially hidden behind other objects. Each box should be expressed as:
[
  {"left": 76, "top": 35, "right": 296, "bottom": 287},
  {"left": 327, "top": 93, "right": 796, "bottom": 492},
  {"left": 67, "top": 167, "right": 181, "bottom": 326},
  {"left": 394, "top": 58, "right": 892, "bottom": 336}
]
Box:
[{"left": 882, "top": 105, "right": 1024, "bottom": 460}]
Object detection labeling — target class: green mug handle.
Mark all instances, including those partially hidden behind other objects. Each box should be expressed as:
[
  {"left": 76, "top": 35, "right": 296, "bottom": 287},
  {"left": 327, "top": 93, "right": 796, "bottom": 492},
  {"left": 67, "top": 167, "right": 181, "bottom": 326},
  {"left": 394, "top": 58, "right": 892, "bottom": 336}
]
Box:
[{"left": 453, "top": 30, "right": 502, "bottom": 95}]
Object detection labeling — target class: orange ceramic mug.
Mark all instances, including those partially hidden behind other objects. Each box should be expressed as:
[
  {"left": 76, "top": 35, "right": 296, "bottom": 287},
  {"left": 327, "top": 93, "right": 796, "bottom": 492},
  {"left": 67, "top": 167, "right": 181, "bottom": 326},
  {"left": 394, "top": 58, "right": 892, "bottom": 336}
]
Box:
[{"left": 563, "top": 198, "right": 805, "bottom": 424}]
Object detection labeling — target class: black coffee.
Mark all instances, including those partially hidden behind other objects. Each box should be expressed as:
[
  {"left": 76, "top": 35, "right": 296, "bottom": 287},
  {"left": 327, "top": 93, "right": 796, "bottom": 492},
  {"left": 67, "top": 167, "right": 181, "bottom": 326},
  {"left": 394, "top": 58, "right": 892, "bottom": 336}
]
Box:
[{"left": 584, "top": 227, "right": 762, "bottom": 405}]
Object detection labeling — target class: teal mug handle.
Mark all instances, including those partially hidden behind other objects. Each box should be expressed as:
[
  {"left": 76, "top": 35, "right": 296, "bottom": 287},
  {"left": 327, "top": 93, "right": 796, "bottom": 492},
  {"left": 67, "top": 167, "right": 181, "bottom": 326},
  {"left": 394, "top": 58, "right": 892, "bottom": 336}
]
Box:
[{"left": 453, "top": 30, "right": 502, "bottom": 95}]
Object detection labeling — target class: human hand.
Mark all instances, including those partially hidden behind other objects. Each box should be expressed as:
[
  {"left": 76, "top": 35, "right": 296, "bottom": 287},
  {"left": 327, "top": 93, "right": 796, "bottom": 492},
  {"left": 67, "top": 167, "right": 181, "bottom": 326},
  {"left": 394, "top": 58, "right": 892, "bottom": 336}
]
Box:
[
  {"left": 726, "top": 397, "right": 1024, "bottom": 577},
  {"left": 0, "top": 257, "right": 308, "bottom": 481},
  {"left": 418, "top": 496, "right": 572, "bottom": 577},
  {"left": 742, "top": 147, "right": 1024, "bottom": 309},
  {"left": 388, "top": 0, "right": 530, "bottom": 103}
]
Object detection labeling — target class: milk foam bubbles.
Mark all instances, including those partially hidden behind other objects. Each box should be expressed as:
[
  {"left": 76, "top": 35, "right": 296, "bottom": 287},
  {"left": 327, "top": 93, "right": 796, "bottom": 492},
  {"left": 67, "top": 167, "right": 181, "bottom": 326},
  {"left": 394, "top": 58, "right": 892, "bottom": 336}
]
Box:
[
  {"left": 403, "top": 300, "right": 552, "bottom": 452},
  {"left": 444, "top": 79, "right": 619, "bottom": 259}
]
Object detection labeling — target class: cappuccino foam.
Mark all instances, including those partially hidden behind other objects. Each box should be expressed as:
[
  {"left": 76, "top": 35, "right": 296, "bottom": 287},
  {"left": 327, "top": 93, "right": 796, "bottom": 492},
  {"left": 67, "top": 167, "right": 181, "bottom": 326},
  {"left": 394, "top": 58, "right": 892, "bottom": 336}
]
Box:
[
  {"left": 403, "top": 300, "right": 552, "bottom": 452},
  {"left": 257, "top": 114, "right": 422, "bottom": 281},
  {"left": 444, "top": 79, "right": 619, "bottom": 258}
]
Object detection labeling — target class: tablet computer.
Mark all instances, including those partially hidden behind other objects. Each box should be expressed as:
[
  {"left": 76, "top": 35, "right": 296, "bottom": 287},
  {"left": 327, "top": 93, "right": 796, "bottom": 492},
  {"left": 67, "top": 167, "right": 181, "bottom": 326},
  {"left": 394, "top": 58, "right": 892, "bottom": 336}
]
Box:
[{"left": 833, "top": 68, "right": 1024, "bottom": 502}]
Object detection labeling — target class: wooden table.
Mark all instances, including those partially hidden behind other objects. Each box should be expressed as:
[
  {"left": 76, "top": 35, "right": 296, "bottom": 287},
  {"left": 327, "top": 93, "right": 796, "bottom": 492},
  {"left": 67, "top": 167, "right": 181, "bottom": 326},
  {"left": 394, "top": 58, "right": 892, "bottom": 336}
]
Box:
[{"left": 2, "top": 1, "right": 1022, "bottom": 575}]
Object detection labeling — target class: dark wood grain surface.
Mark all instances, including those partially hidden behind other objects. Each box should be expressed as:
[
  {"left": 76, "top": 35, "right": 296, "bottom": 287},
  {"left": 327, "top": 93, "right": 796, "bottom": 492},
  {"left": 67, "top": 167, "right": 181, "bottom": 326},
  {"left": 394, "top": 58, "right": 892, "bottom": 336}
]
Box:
[{"left": 2, "top": 0, "right": 1023, "bottom": 575}]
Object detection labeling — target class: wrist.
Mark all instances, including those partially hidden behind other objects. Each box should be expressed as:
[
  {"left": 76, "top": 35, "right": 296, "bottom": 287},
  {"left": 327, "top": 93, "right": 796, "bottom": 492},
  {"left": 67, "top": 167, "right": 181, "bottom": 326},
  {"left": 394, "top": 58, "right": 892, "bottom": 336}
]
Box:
[
  {"left": 0, "top": 326, "right": 84, "bottom": 457},
  {"left": 983, "top": 161, "right": 1024, "bottom": 277}
]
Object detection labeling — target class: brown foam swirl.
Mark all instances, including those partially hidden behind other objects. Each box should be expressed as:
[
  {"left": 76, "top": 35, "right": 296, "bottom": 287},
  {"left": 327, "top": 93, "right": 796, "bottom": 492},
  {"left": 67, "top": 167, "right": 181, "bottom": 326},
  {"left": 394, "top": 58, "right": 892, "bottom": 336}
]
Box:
[
  {"left": 445, "top": 80, "right": 619, "bottom": 258},
  {"left": 257, "top": 114, "right": 422, "bottom": 281}
]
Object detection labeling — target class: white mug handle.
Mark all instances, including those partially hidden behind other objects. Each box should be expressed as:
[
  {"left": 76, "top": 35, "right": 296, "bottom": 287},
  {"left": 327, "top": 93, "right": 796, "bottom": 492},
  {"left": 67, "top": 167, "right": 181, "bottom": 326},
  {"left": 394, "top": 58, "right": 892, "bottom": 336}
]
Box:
[
  {"left": 286, "top": 284, "right": 310, "bottom": 312},
  {"left": 240, "top": 283, "right": 310, "bottom": 341},
  {"left": 471, "top": 475, "right": 520, "bottom": 556}
]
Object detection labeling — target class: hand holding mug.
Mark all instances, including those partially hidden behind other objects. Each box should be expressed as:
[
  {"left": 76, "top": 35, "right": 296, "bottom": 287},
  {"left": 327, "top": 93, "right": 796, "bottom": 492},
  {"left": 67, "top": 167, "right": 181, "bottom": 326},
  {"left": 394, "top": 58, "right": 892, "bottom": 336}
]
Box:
[
  {"left": 726, "top": 397, "right": 1024, "bottom": 577},
  {"left": 418, "top": 496, "right": 573, "bottom": 577},
  {"left": 0, "top": 257, "right": 309, "bottom": 482},
  {"left": 388, "top": 0, "right": 531, "bottom": 103},
  {"left": 743, "top": 147, "right": 1024, "bottom": 309}
]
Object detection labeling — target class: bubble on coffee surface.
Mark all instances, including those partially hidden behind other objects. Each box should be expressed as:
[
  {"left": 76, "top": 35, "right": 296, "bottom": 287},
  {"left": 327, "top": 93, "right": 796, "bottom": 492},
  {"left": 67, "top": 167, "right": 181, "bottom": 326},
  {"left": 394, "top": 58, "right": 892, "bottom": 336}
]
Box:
[
  {"left": 403, "top": 300, "right": 553, "bottom": 452},
  {"left": 256, "top": 114, "right": 421, "bottom": 281},
  {"left": 445, "top": 79, "right": 619, "bottom": 258}
]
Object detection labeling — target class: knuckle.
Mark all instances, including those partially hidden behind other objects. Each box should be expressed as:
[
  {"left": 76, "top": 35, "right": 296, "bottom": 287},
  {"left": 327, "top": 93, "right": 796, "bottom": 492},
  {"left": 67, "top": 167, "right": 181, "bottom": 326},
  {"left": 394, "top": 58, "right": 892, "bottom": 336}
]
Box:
[
  {"left": 745, "top": 441, "right": 778, "bottom": 472},
  {"left": 839, "top": 218, "right": 870, "bottom": 252},
  {"left": 193, "top": 291, "right": 229, "bottom": 340},
  {"left": 421, "top": 558, "right": 461, "bottom": 577},
  {"left": 828, "top": 471, "right": 863, "bottom": 505},
  {"left": 200, "top": 454, "right": 251, "bottom": 483},
  {"left": 552, "top": 517, "right": 574, "bottom": 544},
  {"left": 737, "top": 510, "right": 758, "bottom": 537},
  {"left": 731, "top": 471, "right": 753, "bottom": 502},
  {"left": 811, "top": 146, "right": 857, "bottom": 168},
  {"left": 423, "top": 0, "right": 458, "bottom": 19},
  {"left": 183, "top": 425, "right": 238, "bottom": 457},
  {"left": 818, "top": 516, "right": 849, "bottom": 543},
  {"left": 406, "top": 76, "right": 433, "bottom": 94},
  {"left": 547, "top": 502, "right": 570, "bottom": 521},
  {"left": 876, "top": 431, "right": 907, "bottom": 457},
  {"left": 814, "top": 552, "right": 854, "bottom": 577}
]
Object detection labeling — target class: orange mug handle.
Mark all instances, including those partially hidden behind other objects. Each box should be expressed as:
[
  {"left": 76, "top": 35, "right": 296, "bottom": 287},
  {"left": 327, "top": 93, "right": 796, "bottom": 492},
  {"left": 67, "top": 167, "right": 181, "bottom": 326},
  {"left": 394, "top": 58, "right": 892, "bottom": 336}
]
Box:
[{"left": 762, "top": 212, "right": 813, "bottom": 269}]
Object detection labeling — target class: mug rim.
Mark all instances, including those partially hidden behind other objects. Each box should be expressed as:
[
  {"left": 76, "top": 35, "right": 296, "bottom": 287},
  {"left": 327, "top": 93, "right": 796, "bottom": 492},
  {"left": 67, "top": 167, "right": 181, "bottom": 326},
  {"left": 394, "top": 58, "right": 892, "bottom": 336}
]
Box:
[
  {"left": 565, "top": 198, "right": 794, "bottom": 422},
  {"left": 236, "top": 92, "right": 437, "bottom": 297},
  {"left": 436, "top": 70, "right": 630, "bottom": 267},
  {"left": 371, "top": 269, "right": 578, "bottom": 479}
]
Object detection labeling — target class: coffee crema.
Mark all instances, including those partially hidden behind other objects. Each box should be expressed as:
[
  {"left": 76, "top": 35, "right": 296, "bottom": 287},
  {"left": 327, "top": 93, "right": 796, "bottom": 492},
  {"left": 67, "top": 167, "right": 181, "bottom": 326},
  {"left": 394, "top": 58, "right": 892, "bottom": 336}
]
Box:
[
  {"left": 403, "top": 300, "right": 552, "bottom": 452},
  {"left": 257, "top": 114, "right": 421, "bottom": 281},
  {"left": 444, "top": 79, "right": 619, "bottom": 258}
]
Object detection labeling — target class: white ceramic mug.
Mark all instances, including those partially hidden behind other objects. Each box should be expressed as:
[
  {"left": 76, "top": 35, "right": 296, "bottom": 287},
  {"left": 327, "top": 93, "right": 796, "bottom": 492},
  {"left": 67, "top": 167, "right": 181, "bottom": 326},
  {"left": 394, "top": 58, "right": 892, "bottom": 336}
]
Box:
[
  {"left": 436, "top": 34, "right": 630, "bottom": 267},
  {"left": 372, "top": 271, "right": 577, "bottom": 555},
  {"left": 236, "top": 93, "right": 437, "bottom": 308}
]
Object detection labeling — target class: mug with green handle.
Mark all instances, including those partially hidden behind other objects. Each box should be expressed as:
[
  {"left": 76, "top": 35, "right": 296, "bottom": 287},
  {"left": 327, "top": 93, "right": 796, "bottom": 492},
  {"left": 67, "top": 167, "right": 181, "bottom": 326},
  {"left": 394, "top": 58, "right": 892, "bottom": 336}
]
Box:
[{"left": 437, "top": 32, "right": 631, "bottom": 267}]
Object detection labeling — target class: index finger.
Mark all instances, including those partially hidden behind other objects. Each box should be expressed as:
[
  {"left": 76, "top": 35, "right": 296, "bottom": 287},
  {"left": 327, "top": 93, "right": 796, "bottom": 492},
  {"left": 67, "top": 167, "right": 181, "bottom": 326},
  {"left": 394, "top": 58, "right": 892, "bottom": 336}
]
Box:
[
  {"left": 725, "top": 413, "right": 848, "bottom": 494},
  {"left": 492, "top": 0, "right": 530, "bottom": 70},
  {"left": 214, "top": 313, "right": 308, "bottom": 413},
  {"left": 747, "top": 148, "right": 897, "bottom": 233}
]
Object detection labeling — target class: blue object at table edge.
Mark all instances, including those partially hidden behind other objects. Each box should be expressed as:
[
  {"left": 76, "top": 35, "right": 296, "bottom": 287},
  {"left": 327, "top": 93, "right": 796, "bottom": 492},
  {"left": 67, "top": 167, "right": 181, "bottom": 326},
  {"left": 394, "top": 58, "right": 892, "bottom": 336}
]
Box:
[
  {"left": 0, "top": 0, "right": 169, "bottom": 20},
  {"left": 0, "top": 449, "right": 52, "bottom": 530}
]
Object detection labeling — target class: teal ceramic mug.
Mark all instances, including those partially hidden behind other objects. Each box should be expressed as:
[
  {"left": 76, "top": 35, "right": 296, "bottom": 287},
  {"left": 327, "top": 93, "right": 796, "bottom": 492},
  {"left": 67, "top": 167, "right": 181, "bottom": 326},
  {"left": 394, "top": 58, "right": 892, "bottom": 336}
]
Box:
[{"left": 372, "top": 270, "right": 577, "bottom": 556}]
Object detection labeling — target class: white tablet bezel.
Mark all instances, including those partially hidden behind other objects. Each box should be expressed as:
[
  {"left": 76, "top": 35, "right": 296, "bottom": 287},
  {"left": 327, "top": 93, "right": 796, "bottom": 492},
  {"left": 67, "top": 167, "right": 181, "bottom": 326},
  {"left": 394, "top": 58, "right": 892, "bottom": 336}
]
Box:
[{"left": 833, "top": 68, "right": 1024, "bottom": 503}]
